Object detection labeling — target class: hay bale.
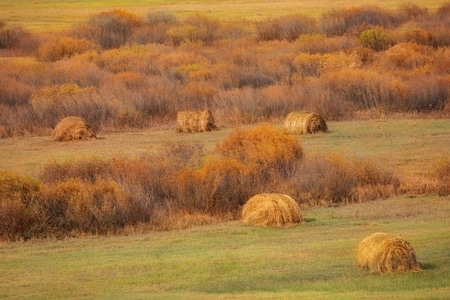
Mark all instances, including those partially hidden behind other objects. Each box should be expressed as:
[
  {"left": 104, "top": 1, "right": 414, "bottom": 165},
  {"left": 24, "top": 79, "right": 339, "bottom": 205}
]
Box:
[
  {"left": 242, "top": 193, "right": 302, "bottom": 227},
  {"left": 176, "top": 110, "right": 217, "bottom": 133},
  {"left": 52, "top": 116, "right": 97, "bottom": 141},
  {"left": 356, "top": 232, "right": 420, "bottom": 273},
  {"left": 284, "top": 111, "right": 328, "bottom": 134}
]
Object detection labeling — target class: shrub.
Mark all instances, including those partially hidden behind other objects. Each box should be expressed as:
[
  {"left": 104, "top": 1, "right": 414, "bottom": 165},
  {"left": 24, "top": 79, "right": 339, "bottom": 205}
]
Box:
[
  {"left": 0, "top": 78, "right": 34, "bottom": 106},
  {"left": 293, "top": 154, "right": 398, "bottom": 204},
  {"left": 0, "top": 171, "right": 42, "bottom": 241},
  {"left": 146, "top": 10, "right": 177, "bottom": 26},
  {"left": 79, "top": 9, "right": 142, "bottom": 48},
  {"left": 359, "top": 28, "right": 391, "bottom": 51},
  {"left": 321, "top": 5, "right": 396, "bottom": 36},
  {"left": 217, "top": 124, "right": 303, "bottom": 181},
  {"left": 256, "top": 14, "right": 317, "bottom": 41},
  {"left": 37, "top": 36, "right": 98, "bottom": 62},
  {"left": 381, "top": 42, "right": 434, "bottom": 70},
  {"left": 95, "top": 44, "right": 159, "bottom": 74},
  {"left": 45, "top": 56, "right": 109, "bottom": 87},
  {"left": 167, "top": 14, "right": 219, "bottom": 46},
  {"left": 0, "top": 24, "right": 29, "bottom": 49}
]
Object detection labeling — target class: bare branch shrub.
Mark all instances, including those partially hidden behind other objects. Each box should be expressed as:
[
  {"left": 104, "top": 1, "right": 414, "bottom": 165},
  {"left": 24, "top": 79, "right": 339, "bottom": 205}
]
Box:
[
  {"left": 75, "top": 9, "right": 142, "bottom": 49},
  {"left": 256, "top": 14, "right": 317, "bottom": 41}
]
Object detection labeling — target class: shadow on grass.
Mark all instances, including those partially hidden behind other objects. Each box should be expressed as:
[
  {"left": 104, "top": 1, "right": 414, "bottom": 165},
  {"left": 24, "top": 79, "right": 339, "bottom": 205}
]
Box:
[
  {"left": 304, "top": 218, "right": 317, "bottom": 223},
  {"left": 419, "top": 262, "right": 436, "bottom": 270}
]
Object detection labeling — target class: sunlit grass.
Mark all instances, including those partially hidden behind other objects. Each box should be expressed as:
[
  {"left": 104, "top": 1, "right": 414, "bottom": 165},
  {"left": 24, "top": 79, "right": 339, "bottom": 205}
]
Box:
[
  {"left": 0, "top": 195, "right": 448, "bottom": 298},
  {"left": 1, "top": 0, "right": 448, "bottom": 32}
]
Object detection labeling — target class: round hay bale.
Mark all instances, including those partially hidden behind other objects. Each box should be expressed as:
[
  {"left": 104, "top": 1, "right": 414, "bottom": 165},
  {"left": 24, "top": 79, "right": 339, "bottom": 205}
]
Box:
[
  {"left": 356, "top": 232, "right": 420, "bottom": 273},
  {"left": 176, "top": 110, "right": 217, "bottom": 133},
  {"left": 52, "top": 116, "right": 97, "bottom": 141},
  {"left": 242, "top": 193, "right": 302, "bottom": 227},
  {"left": 284, "top": 111, "right": 328, "bottom": 134}
]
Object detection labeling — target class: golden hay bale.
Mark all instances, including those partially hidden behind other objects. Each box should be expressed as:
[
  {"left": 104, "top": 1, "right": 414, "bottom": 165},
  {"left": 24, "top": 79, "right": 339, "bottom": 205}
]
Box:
[
  {"left": 356, "top": 232, "right": 420, "bottom": 273},
  {"left": 284, "top": 111, "right": 328, "bottom": 134},
  {"left": 242, "top": 193, "right": 302, "bottom": 227},
  {"left": 52, "top": 116, "right": 97, "bottom": 142},
  {"left": 176, "top": 110, "right": 217, "bottom": 133}
]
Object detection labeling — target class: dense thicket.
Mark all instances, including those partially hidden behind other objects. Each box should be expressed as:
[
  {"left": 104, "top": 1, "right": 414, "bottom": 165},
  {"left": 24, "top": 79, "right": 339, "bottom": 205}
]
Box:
[{"left": 0, "top": 4, "right": 449, "bottom": 137}]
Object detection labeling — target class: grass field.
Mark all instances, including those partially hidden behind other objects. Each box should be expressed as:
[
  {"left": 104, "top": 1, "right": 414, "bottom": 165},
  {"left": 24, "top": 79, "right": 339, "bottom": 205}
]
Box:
[
  {"left": 1, "top": 0, "right": 449, "bottom": 32},
  {"left": 0, "top": 194, "right": 449, "bottom": 299},
  {"left": 1, "top": 119, "right": 448, "bottom": 177}
]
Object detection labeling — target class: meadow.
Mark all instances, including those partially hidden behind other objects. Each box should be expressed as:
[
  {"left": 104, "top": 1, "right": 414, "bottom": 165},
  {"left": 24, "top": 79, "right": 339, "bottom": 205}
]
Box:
[
  {"left": 0, "top": 0, "right": 449, "bottom": 298},
  {"left": 0, "top": 194, "right": 449, "bottom": 299}
]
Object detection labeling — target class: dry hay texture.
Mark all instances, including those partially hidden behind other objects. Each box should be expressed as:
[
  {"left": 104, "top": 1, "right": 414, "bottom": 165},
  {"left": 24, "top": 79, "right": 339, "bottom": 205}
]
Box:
[
  {"left": 356, "top": 232, "right": 421, "bottom": 274},
  {"left": 52, "top": 116, "right": 97, "bottom": 141},
  {"left": 242, "top": 193, "right": 302, "bottom": 227},
  {"left": 284, "top": 111, "right": 328, "bottom": 134},
  {"left": 176, "top": 110, "right": 218, "bottom": 133}
]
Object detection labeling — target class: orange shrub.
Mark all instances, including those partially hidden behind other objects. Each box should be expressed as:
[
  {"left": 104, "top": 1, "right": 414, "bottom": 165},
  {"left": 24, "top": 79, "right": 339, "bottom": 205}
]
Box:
[
  {"left": 95, "top": 44, "right": 159, "bottom": 74},
  {"left": 0, "top": 171, "right": 42, "bottom": 241},
  {"left": 217, "top": 124, "right": 303, "bottom": 178},
  {"left": 381, "top": 42, "right": 435, "bottom": 70},
  {"left": 37, "top": 36, "right": 98, "bottom": 62},
  {"left": 45, "top": 57, "right": 109, "bottom": 87}
]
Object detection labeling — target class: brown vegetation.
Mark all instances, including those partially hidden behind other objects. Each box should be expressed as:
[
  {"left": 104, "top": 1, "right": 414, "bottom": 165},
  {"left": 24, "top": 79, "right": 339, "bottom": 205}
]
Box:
[
  {"left": 0, "top": 4, "right": 448, "bottom": 138},
  {"left": 356, "top": 232, "right": 420, "bottom": 273},
  {"left": 52, "top": 116, "right": 97, "bottom": 141},
  {"left": 242, "top": 193, "right": 302, "bottom": 227}
]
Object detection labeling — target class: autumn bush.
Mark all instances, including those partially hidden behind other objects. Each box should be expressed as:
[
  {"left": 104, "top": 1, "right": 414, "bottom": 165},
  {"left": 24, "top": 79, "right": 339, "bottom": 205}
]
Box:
[
  {"left": 256, "top": 14, "right": 317, "bottom": 41},
  {"left": 37, "top": 36, "right": 99, "bottom": 62},
  {"left": 74, "top": 9, "right": 142, "bottom": 49},
  {"left": 292, "top": 153, "right": 399, "bottom": 205},
  {"left": 0, "top": 23, "right": 29, "bottom": 49},
  {"left": 0, "top": 171, "right": 42, "bottom": 241}
]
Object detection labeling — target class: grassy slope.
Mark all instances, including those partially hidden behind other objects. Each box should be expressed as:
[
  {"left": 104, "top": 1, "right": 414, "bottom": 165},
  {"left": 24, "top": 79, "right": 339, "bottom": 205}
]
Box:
[
  {"left": 0, "top": 195, "right": 448, "bottom": 299},
  {"left": 1, "top": 0, "right": 448, "bottom": 32},
  {"left": 1, "top": 119, "right": 449, "bottom": 177}
]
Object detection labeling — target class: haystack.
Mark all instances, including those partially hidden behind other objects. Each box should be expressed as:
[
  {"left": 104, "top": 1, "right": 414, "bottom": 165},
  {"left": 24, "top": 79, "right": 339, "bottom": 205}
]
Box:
[
  {"left": 176, "top": 110, "right": 217, "bottom": 133},
  {"left": 52, "top": 116, "right": 97, "bottom": 141},
  {"left": 242, "top": 193, "right": 302, "bottom": 227},
  {"left": 356, "top": 232, "right": 420, "bottom": 273},
  {"left": 284, "top": 111, "right": 328, "bottom": 134}
]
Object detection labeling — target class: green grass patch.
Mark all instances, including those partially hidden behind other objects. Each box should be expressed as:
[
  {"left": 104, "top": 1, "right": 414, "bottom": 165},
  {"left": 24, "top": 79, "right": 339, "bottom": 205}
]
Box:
[{"left": 0, "top": 195, "right": 448, "bottom": 298}]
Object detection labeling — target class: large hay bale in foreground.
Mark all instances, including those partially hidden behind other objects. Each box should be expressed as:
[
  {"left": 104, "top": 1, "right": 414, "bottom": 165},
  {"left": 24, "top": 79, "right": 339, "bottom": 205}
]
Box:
[
  {"left": 356, "top": 232, "right": 420, "bottom": 273},
  {"left": 242, "top": 193, "right": 302, "bottom": 227},
  {"left": 52, "top": 116, "right": 97, "bottom": 141},
  {"left": 284, "top": 111, "right": 328, "bottom": 134},
  {"left": 176, "top": 110, "right": 217, "bottom": 133}
]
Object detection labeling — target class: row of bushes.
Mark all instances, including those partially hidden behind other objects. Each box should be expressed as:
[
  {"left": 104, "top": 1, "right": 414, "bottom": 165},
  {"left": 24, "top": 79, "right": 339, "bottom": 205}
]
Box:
[
  {"left": 1, "top": 125, "right": 448, "bottom": 241},
  {"left": 0, "top": 4, "right": 449, "bottom": 137}
]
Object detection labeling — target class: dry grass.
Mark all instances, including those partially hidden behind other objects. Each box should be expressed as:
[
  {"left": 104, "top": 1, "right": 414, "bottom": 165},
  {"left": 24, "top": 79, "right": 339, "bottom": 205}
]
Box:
[
  {"left": 356, "top": 232, "right": 420, "bottom": 274},
  {"left": 242, "top": 193, "right": 302, "bottom": 227}
]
